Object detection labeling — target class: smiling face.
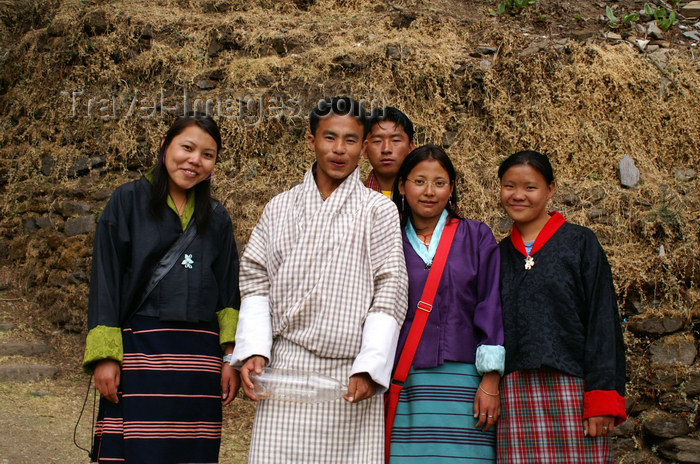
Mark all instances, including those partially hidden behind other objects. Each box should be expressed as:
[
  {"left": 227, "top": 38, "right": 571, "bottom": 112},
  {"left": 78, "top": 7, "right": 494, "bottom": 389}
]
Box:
[
  {"left": 363, "top": 121, "right": 414, "bottom": 182},
  {"left": 307, "top": 114, "right": 365, "bottom": 193},
  {"left": 163, "top": 124, "right": 218, "bottom": 200},
  {"left": 399, "top": 158, "right": 454, "bottom": 229},
  {"left": 499, "top": 163, "right": 555, "bottom": 236}
]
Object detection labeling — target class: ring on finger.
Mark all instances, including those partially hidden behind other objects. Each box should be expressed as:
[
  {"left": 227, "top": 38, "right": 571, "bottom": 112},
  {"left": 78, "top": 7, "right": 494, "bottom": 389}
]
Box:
[{"left": 488, "top": 415, "right": 494, "bottom": 418}]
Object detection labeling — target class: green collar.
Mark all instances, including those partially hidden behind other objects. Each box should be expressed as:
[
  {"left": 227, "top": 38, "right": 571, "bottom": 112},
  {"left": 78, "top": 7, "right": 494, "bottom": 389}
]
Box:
[{"left": 145, "top": 168, "right": 195, "bottom": 231}]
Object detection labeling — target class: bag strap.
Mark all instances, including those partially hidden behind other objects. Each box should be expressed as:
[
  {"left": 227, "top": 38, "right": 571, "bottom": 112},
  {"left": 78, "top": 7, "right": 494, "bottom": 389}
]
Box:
[
  {"left": 385, "top": 218, "right": 458, "bottom": 463},
  {"left": 393, "top": 218, "right": 459, "bottom": 383},
  {"left": 120, "top": 202, "right": 218, "bottom": 326}
]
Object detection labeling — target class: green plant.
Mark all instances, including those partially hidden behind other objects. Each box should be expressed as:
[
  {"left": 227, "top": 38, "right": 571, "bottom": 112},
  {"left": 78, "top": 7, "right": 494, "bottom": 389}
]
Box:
[
  {"left": 643, "top": 3, "right": 678, "bottom": 30},
  {"left": 605, "top": 6, "right": 620, "bottom": 28},
  {"left": 605, "top": 6, "right": 640, "bottom": 29},
  {"left": 489, "top": 0, "right": 537, "bottom": 16},
  {"left": 573, "top": 13, "right": 583, "bottom": 21}
]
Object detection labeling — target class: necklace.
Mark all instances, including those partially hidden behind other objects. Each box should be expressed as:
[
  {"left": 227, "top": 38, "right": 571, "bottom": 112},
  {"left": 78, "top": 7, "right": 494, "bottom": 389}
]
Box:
[
  {"left": 175, "top": 196, "right": 186, "bottom": 216},
  {"left": 417, "top": 232, "right": 433, "bottom": 248}
]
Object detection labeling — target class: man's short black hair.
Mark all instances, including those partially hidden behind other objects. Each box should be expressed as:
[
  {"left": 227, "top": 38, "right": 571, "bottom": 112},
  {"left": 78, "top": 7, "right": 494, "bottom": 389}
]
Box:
[
  {"left": 366, "top": 106, "right": 414, "bottom": 143},
  {"left": 309, "top": 97, "right": 369, "bottom": 138}
]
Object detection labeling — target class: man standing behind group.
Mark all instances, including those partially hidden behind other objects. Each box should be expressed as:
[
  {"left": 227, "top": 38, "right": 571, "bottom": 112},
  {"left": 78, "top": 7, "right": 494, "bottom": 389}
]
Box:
[
  {"left": 364, "top": 106, "right": 415, "bottom": 197},
  {"left": 231, "top": 97, "right": 409, "bottom": 463}
]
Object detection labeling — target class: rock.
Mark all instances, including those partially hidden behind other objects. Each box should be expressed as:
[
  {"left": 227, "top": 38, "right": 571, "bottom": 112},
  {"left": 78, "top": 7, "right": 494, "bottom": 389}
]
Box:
[
  {"left": 646, "top": 44, "right": 660, "bottom": 53},
  {"left": 35, "top": 214, "right": 63, "bottom": 229},
  {"left": 83, "top": 10, "right": 108, "bottom": 36},
  {"left": 47, "top": 15, "right": 70, "bottom": 37},
  {"left": 605, "top": 32, "right": 623, "bottom": 40},
  {"left": 140, "top": 23, "right": 154, "bottom": 40},
  {"left": 0, "top": 342, "right": 52, "bottom": 356},
  {"left": 613, "top": 437, "right": 637, "bottom": 454},
  {"left": 479, "top": 59, "right": 492, "bottom": 71},
  {"left": 58, "top": 201, "right": 91, "bottom": 218},
  {"left": 207, "top": 38, "right": 224, "bottom": 57},
  {"left": 659, "top": 392, "right": 695, "bottom": 413},
  {"left": 650, "top": 369, "right": 684, "bottom": 387},
  {"left": 634, "top": 39, "right": 650, "bottom": 51},
  {"left": 391, "top": 12, "right": 416, "bottom": 29},
  {"left": 196, "top": 79, "right": 217, "bottom": 90},
  {"left": 91, "top": 156, "right": 105, "bottom": 169},
  {"left": 648, "top": 48, "right": 673, "bottom": 67},
  {"left": 681, "top": 1, "right": 700, "bottom": 19},
  {"left": 64, "top": 216, "right": 96, "bottom": 237},
  {"left": 673, "top": 168, "right": 697, "bottom": 181},
  {"left": 571, "top": 30, "right": 595, "bottom": 41},
  {"left": 0, "top": 323, "right": 17, "bottom": 331},
  {"left": 619, "top": 155, "right": 640, "bottom": 188},
  {"left": 24, "top": 217, "right": 38, "bottom": 232},
  {"left": 683, "top": 31, "right": 700, "bottom": 41},
  {"left": 627, "top": 315, "right": 683, "bottom": 336},
  {"left": 386, "top": 46, "right": 402, "bottom": 60},
  {"left": 66, "top": 271, "right": 87, "bottom": 285},
  {"left": 40, "top": 156, "right": 53, "bottom": 176},
  {"left": 643, "top": 413, "right": 692, "bottom": 438},
  {"left": 520, "top": 40, "right": 548, "bottom": 57},
  {"left": 586, "top": 208, "right": 608, "bottom": 221},
  {"left": 613, "top": 419, "right": 636, "bottom": 437},
  {"left": 68, "top": 156, "right": 90, "bottom": 178},
  {"left": 658, "top": 437, "right": 700, "bottom": 463},
  {"left": 477, "top": 46, "right": 498, "bottom": 55},
  {"left": 0, "top": 365, "right": 58, "bottom": 382},
  {"left": 695, "top": 21, "right": 700, "bottom": 29},
  {"left": 646, "top": 21, "right": 664, "bottom": 40},
  {"left": 557, "top": 190, "right": 581, "bottom": 206},
  {"left": 685, "top": 371, "right": 700, "bottom": 396},
  {"left": 649, "top": 335, "right": 697, "bottom": 367},
  {"left": 441, "top": 131, "right": 458, "bottom": 148},
  {"left": 92, "top": 188, "right": 112, "bottom": 202}
]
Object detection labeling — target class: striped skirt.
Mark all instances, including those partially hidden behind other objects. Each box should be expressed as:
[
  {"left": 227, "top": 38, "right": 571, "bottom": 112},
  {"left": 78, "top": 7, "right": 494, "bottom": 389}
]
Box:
[
  {"left": 248, "top": 337, "right": 384, "bottom": 464},
  {"left": 389, "top": 362, "right": 496, "bottom": 464},
  {"left": 91, "top": 315, "right": 223, "bottom": 464},
  {"left": 497, "top": 368, "right": 613, "bottom": 463}
]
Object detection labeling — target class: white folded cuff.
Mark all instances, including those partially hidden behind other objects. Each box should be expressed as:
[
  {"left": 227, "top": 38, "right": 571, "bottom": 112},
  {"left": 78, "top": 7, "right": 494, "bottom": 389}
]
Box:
[
  {"left": 230, "top": 295, "right": 272, "bottom": 368},
  {"left": 475, "top": 344, "right": 506, "bottom": 376},
  {"left": 350, "top": 311, "right": 400, "bottom": 393}
]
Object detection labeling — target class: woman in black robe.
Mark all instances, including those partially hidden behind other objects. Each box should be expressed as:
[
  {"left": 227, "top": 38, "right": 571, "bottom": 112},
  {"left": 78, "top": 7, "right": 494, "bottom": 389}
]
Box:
[
  {"left": 82, "top": 113, "right": 240, "bottom": 463},
  {"left": 496, "top": 151, "right": 626, "bottom": 463}
]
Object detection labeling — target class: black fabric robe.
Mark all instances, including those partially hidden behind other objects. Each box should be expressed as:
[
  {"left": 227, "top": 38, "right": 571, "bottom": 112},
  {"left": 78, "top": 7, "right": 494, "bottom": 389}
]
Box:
[
  {"left": 87, "top": 176, "right": 239, "bottom": 329},
  {"left": 499, "top": 221, "right": 625, "bottom": 397}
]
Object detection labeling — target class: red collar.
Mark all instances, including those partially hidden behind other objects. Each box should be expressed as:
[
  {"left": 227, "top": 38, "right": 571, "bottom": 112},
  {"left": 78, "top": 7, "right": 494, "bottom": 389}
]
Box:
[{"left": 510, "top": 211, "right": 566, "bottom": 257}]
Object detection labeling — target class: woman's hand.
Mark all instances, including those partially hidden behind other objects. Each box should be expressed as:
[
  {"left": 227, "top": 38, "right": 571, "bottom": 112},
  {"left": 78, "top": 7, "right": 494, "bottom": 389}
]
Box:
[
  {"left": 584, "top": 415, "right": 615, "bottom": 437},
  {"left": 221, "top": 363, "right": 240, "bottom": 406},
  {"left": 474, "top": 371, "right": 500, "bottom": 432},
  {"left": 239, "top": 355, "right": 266, "bottom": 401},
  {"left": 94, "top": 359, "right": 121, "bottom": 404},
  {"left": 344, "top": 372, "right": 376, "bottom": 403}
]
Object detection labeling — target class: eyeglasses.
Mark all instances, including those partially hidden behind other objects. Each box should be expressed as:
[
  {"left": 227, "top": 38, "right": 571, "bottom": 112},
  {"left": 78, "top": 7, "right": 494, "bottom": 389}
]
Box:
[{"left": 405, "top": 178, "right": 451, "bottom": 190}]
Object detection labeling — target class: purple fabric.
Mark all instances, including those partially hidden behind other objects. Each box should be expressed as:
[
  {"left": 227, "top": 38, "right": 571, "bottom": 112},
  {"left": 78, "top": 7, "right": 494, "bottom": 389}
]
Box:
[{"left": 396, "top": 218, "right": 504, "bottom": 369}]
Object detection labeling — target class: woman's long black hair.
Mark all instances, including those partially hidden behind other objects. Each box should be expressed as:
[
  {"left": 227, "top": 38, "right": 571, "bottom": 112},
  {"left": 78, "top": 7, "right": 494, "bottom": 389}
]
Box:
[
  {"left": 392, "top": 144, "right": 462, "bottom": 227},
  {"left": 149, "top": 113, "right": 222, "bottom": 234}
]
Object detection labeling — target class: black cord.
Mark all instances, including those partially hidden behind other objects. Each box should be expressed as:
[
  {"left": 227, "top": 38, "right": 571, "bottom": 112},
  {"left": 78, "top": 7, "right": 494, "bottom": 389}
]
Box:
[{"left": 73, "top": 375, "right": 94, "bottom": 456}]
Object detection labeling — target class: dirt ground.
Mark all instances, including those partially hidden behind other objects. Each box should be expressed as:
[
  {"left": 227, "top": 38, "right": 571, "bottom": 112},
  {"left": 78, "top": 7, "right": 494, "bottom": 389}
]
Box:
[{"left": 0, "top": 293, "right": 255, "bottom": 464}]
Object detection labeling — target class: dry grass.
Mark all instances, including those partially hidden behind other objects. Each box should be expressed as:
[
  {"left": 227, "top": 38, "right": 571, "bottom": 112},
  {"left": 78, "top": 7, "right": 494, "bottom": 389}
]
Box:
[{"left": 0, "top": 2, "right": 698, "bottom": 458}]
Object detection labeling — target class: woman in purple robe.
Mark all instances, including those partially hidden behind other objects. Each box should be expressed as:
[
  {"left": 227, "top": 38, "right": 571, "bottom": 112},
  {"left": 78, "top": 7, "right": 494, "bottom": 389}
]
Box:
[{"left": 388, "top": 145, "right": 505, "bottom": 463}]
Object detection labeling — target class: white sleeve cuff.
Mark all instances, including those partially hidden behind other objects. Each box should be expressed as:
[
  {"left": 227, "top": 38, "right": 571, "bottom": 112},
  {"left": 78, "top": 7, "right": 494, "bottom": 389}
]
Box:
[
  {"left": 350, "top": 311, "right": 400, "bottom": 393},
  {"left": 475, "top": 344, "right": 505, "bottom": 376},
  {"left": 230, "top": 295, "right": 272, "bottom": 368}
]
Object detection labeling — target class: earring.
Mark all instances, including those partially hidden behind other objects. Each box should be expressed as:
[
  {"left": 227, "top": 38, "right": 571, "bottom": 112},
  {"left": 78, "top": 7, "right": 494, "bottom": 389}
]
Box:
[{"left": 401, "top": 195, "right": 405, "bottom": 211}]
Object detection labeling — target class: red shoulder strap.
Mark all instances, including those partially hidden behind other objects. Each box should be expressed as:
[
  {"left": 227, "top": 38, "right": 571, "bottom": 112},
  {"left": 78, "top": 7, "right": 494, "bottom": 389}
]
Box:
[{"left": 386, "top": 218, "right": 459, "bottom": 462}]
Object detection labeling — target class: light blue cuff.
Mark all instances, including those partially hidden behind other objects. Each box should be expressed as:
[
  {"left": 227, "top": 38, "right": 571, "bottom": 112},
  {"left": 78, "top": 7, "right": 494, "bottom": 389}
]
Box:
[{"left": 475, "top": 345, "right": 505, "bottom": 376}]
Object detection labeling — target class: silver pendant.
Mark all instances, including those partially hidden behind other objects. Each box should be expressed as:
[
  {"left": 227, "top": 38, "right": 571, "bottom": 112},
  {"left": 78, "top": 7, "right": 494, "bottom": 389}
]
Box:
[
  {"left": 182, "top": 253, "right": 194, "bottom": 269},
  {"left": 524, "top": 256, "right": 534, "bottom": 270}
]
